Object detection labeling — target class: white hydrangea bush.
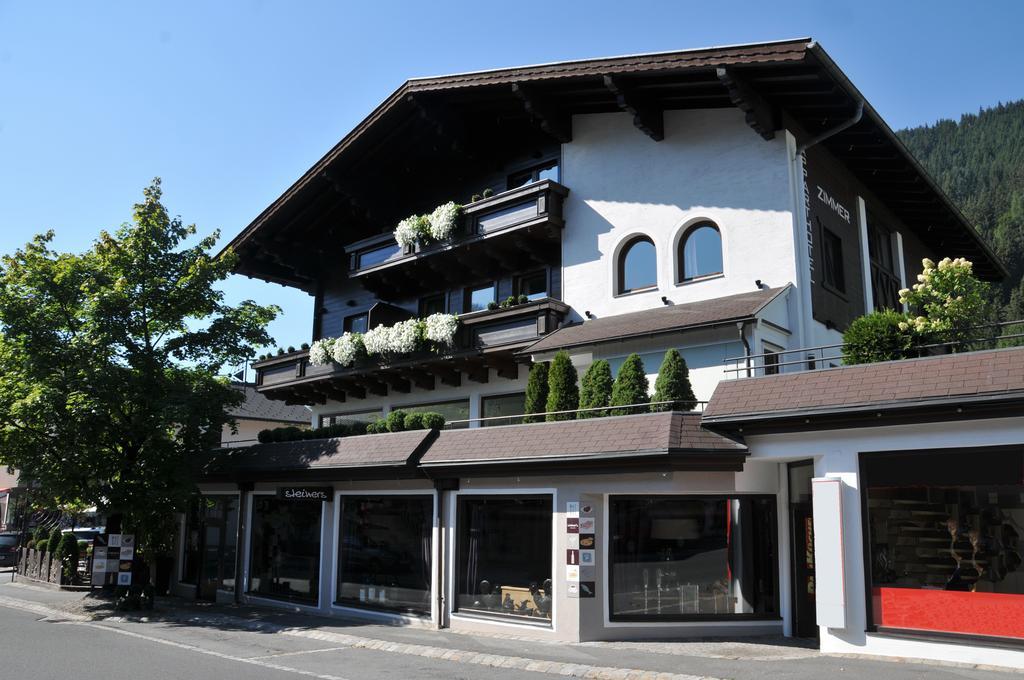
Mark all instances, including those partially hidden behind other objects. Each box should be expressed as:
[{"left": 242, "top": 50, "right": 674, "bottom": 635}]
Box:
[
  {"left": 427, "top": 202, "right": 462, "bottom": 241},
  {"left": 423, "top": 313, "right": 459, "bottom": 346},
  {"left": 308, "top": 338, "right": 335, "bottom": 366}
]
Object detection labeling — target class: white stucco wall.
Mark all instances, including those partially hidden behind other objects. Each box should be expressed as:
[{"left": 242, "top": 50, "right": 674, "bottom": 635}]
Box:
[
  {"left": 560, "top": 109, "right": 797, "bottom": 323},
  {"left": 747, "top": 416, "right": 1024, "bottom": 670}
]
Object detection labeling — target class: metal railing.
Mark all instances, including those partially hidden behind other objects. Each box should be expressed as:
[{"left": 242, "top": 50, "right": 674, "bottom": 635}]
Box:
[
  {"left": 723, "top": 320, "right": 1024, "bottom": 377},
  {"left": 444, "top": 399, "right": 709, "bottom": 428}
]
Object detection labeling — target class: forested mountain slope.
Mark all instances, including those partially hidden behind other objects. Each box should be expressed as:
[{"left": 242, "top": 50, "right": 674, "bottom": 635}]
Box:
[{"left": 899, "top": 100, "right": 1024, "bottom": 317}]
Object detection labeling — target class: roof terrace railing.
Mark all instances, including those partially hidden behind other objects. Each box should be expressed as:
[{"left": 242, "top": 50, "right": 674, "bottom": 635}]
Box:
[
  {"left": 723, "top": 320, "right": 1024, "bottom": 377},
  {"left": 444, "top": 399, "right": 709, "bottom": 428}
]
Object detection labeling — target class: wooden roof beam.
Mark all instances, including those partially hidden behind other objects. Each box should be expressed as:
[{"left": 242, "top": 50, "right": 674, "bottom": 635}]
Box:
[
  {"left": 602, "top": 75, "right": 663, "bottom": 141},
  {"left": 511, "top": 83, "right": 572, "bottom": 143},
  {"left": 716, "top": 68, "right": 777, "bottom": 141}
]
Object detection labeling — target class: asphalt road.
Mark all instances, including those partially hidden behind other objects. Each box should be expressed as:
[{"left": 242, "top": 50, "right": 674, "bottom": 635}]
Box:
[{"left": 0, "top": 583, "right": 1016, "bottom": 680}]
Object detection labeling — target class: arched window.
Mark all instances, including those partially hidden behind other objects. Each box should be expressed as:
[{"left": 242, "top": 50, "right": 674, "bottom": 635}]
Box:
[
  {"left": 678, "top": 223, "right": 723, "bottom": 281},
  {"left": 617, "top": 236, "right": 657, "bottom": 294}
]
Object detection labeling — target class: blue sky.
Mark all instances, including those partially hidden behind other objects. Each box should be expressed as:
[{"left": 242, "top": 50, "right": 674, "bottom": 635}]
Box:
[{"left": 1, "top": 1, "right": 1021, "bottom": 374}]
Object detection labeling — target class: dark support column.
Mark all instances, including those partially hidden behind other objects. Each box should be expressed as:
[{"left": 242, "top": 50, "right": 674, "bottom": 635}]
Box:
[{"left": 234, "top": 482, "right": 253, "bottom": 605}]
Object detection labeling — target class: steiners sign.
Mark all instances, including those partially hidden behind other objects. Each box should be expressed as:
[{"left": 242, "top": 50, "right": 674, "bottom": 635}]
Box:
[{"left": 278, "top": 486, "right": 333, "bottom": 501}]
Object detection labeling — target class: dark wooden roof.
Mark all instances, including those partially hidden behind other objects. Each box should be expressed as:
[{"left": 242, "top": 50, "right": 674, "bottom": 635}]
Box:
[
  {"left": 419, "top": 409, "right": 749, "bottom": 473},
  {"left": 228, "top": 383, "right": 310, "bottom": 424},
  {"left": 226, "top": 38, "right": 1005, "bottom": 290},
  {"left": 703, "top": 346, "right": 1024, "bottom": 435},
  {"left": 522, "top": 286, "right": 788, "bottom": 354}
]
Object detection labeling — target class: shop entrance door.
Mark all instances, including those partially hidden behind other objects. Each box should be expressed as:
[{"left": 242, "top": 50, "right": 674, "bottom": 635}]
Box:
[{"left": 788, "top": 460, "right": 818, "bottom": 638}]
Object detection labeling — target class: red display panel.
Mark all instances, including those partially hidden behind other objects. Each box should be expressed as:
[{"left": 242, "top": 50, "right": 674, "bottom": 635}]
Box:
[{"left": 874, "top": 587, "right": 1024, "bottom": 639}]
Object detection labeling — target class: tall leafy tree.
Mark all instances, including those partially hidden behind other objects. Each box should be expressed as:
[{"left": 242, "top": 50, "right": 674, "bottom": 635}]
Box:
[
  {"left": 610, "top": 353, "right": 649, "bottom": 415},
  {"left": 578, "top": 359, "right": 613, "bottom": 418},
  {"left": 545, "top": 351, "right": 579, "bottom": 421},
  {"left": 0, "top": 179, "right": 277, "bottom": 565},
  {"left": 650, "top": 349, "right": 697, "bottom": 411}
]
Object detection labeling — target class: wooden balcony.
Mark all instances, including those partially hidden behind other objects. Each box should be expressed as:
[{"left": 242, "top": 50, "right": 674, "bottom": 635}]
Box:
[
  {"left": 344, "top": 180, "right": 568, "bottom": 298},
  {"left": 254, "top": 298, "right": 571, "bottom": 405}
]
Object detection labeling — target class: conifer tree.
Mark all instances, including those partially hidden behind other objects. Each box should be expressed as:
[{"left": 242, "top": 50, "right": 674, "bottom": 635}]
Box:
[
  {"left": 610, "top": 353, "right": 649, "bottom": 414},
  {"left": 651, "top": 349, "right": 697, "bottom": 411},
  {"left": 521, "top": 362, "right": 549, "bottom": 423},
  {"left": 578, "top": 359, "right": 613, "bottom": 418},
  {"left": 545, "top": 351, "right": 579, "bottom": 421}
]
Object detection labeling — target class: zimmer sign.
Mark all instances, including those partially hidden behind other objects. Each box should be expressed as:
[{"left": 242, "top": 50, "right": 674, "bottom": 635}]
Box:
[{"left": 278, "top": 486, "right": 333, "bottom": 501}]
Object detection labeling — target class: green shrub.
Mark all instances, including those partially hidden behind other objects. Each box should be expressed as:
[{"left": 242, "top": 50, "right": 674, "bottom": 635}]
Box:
[
  {"left": 33, "top": 526, "right": 47, "bottom": 545},
  {"left": 26, "top": 539, "right": 36, "bottom": 550},
  {"left": 48, "top": 527, "right": 63, "bottom": 552},
  {"left": 522, "top": 362, "right": 549, "bottom": 423},
  {"left": 349, "top": 421, "right": 368, "bottom": 436},
  {"left": 56, "top": 533, "right": 80, "bottom": 582},
  {"left": 365, "top": 419, "right": 386, "bottom": 434},
  {"left": 420, "top": 412, "right": 445, "bottom": 430},
  {"left": 35, "top": 539, "right": 48, "bottom": 553},
  {"left": 257, "top": 428, "right": 272, "bottom": 443},
  {"left": 403, "top": 412, "right": 426, "bottom": 430},
  {"left": 578, "top": 360, "right": 613, "bottom": 418},
  {"left": 385, "top": 410, "right": 408, "bottom": 433},
  {"left": 842, "top": 310, "right": 917, "bottom": 365},
  {"left": 545, "top": 351, "right": 579, "bottom": 421},
  {"left": 517, "top": 294, "right": 529, "bottom": 304},
  {"left": 77, "top": 539, "right": 89, "bottom": 553},
  {"left": 611, "top": 353, "right": 650, "bottom": 415},
  {"left": 651, "top": 349, "right": 697, "bottom": 412}
]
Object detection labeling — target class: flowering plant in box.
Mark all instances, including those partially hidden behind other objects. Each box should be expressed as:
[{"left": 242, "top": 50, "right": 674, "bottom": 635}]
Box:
[
  {"left": 330, "top": 332, "right": 365, "bottom": 367},
  {"left": 395, "top": 215, "right": 429, "bottom": 248},
  {"left": 423, "top": 313, "right": 459, "bottom": 346},
  {"left": 308, "top": 337, "right": 335, "bottom": 366},
  {"left": 427, "top": 202, "right": 462, "bottom": 241}
]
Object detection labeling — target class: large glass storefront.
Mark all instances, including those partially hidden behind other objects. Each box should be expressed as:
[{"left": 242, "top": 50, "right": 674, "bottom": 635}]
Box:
[
  {"left": 609, "top": 496, "right": 778, "bottom": 620},
  {"left": 249, "top": 496, "right": 323, "bottom": 604},
  {"left": 455, "top": 495, "right": 553, "bottom": 622},
  {"left": 336, "top": 495, "right": 433, "bottom": 615},
  {"left": 864, "top": 447, "right": 1024, "bottom": 640},
  {"left": 181, "top": 495, "right": 239, "bottom": 600}
]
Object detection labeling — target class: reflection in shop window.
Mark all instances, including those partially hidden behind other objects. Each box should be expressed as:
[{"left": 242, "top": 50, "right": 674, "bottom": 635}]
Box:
[
  {"left": 248, "top": 496, "right": 322, "bottom": 604},
  {"left": 181, "top": 495, "right": 239, "bottom": 596},
  {"left": 456, "top": 495, "right": 553, "bottom": 622},
  {"left": 609, "top": 496, "right": 778, "bottom": 620},
  {"left": 336, "top": 495, "right": 433, "bottom": 615},
  {"left": 865, "top": 447, "right": 1024, "bottom": 640}
]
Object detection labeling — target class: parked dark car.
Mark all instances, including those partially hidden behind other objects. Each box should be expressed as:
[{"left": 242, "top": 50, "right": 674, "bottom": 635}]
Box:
[{"left": 0, "top": 532, "right": 19, "bottom": 567}]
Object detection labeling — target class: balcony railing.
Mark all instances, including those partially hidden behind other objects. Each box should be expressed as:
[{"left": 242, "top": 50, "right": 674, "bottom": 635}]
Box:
[
  {"left": 723, "top": 320, "right": 1024, "bottom": 378},
  {"left": 254, "top": 298, "right": 570, "bottom": 403},
  {"left": 343, "top": 180, "right": 567, "bottom": 296}
]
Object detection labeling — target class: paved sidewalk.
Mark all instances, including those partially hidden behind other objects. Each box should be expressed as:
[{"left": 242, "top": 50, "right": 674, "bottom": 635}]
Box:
[{"left": 0, "top": 580, "right": 1016, "bottom": 680}]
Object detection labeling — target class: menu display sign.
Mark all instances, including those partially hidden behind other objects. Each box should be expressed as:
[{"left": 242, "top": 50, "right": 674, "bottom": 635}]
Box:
[{"left": 91, "top": 534, "right": 135, "bottom": 586}]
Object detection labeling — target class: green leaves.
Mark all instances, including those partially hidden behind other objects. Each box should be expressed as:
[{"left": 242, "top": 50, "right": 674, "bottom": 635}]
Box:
[{"left": 0, "top": 179, "right": 278, "bottom": 557}]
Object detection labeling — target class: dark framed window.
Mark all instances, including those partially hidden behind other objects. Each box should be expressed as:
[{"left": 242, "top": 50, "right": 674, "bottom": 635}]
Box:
[
  {"left": 763, "top": 343, "right": 782, "bottom": 376},
  {"left": 867, "top": 218, "right": 901, "bottom": 312},
  {"left": 181, "top": 495, "right": 239, "bottom": 596},
  {"left": 398, "top": 399, "right": 471, "bottom": 429},
  {"left": 336, "top": 495, "right": 433, "bottom": 615},
  {"left": 820, "top": 226, "right": 846, "bottom": 294},
  {"left": 419, "top": 293, "right": 447, "bottom": 317},
  {"left": 515, "top": 270, "right": 547, "bottom": 301},
  {"left": 609, "top": 496, "right": 778, "bottom": 621},
  {"left": 617, "top": 236, "right": 657, "bottom": 295},
  {"left": 465, "top": 283, "right": 496, "bottom": 313},
  {"left": 248, "top": 495, "right": 323, "bottom": 604},
  {"left": 862, "top": 446, "right": 1024, "bottom": 642},
  {"left": 481, "top": 392, "right": 526, "bottom": 426},
  {"left": 507, "top": 159, "right": 559, "bottom": 190},
  {"left": 320, "top": 410, "right": 382, "bottom": 428},
  {"left": 678, "top": 223, "right": 723, "bottom": 281},
  {"left": 344, "top": 313, "right": 369, "bottom": 334},
  {"left": 455, "top": 495, "right": 553, "bottom": 622}
]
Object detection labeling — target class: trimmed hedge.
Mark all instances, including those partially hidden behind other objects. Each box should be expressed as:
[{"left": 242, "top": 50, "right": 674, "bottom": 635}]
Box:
[
  {"left": 35, "top": 539, "right": 49, "bottom": 553},
  {"left": 651, "top": 349, "right": 697, "bottom": 412},
  {"left": 56, "top": 532, "right": 80, "bottom": 582},
  {"left": 522, "top": 362, "right": 549, "bottom": 423},
  {"left": 260, "top": 412, "right": 445, "bottom": 443},
  {"left": 578, "top": 360, "right": 613, "bottom": 418},
  {"left": 842, "top": 310, "right": 918, "bottom": 365},
  {"left": 48, "top": 527, "right": 63, "bottom": 552},
  {"left": 545, "top": 351, "right": 579, "bottom": 421},
  {"left": 610, "top": 353, "right": 650, "bottom": 414}
]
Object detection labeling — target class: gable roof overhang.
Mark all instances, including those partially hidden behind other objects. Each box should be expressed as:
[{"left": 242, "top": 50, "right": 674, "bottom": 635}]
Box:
[{"left": 226, "top": 38, "right": 1005, "bottom": 292}]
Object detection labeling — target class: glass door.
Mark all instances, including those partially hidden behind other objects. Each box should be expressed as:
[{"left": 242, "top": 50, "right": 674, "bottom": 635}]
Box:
[{"left": 788, "top": 461, "right": 818, "bottom": 638}]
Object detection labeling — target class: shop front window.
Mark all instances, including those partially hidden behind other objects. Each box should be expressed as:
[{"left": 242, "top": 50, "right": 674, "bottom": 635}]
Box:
[
  {"left": 864, "top": 447, "right": 1024, "bottom": 640},
  {"left": 248, "top": 496, "right": 322, "bottom": 604},
  {"left": 336, "top": 495, "right": 433, "bottom": 615},
  {"left": 181, "top": 495, "right": 239, "bottom": 597},
  {"left": 456, "top": 495, "right": 553, "bottom": 622},
  {"left": 609, "top": 496, "right": 778, "bottom": 620}
]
